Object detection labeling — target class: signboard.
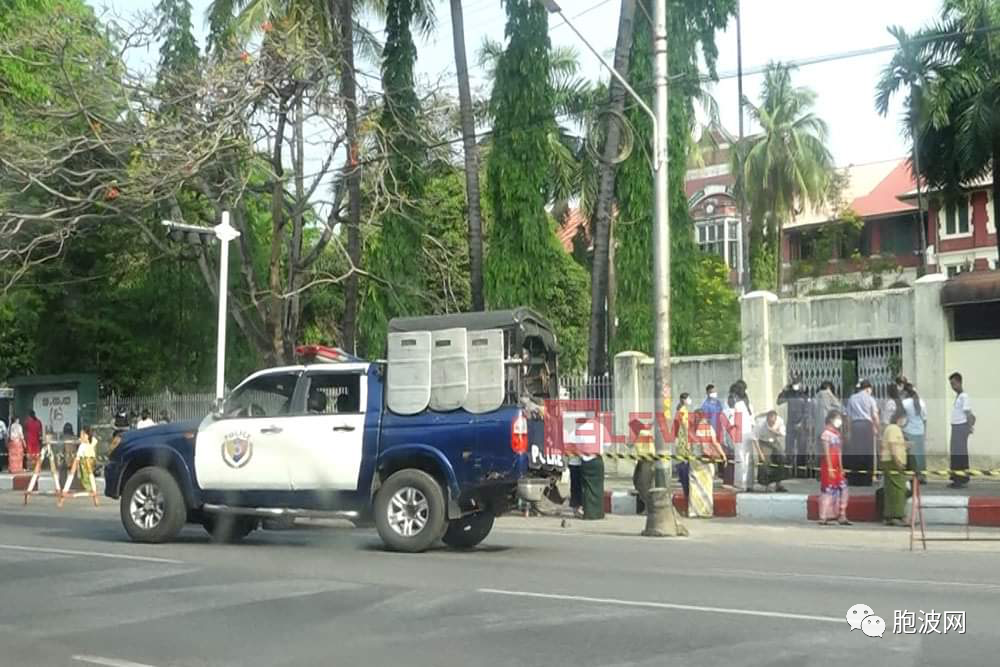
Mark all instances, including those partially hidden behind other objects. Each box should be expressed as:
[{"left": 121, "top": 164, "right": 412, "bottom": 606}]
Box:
[{"left": 33, "top": 390, "right": 78, "bottom": 436}]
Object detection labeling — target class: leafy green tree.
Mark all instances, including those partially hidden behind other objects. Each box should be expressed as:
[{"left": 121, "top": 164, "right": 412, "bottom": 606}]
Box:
[
  {"left": 484, "top": 0, "right": 589, "bottom": 371},
  {"left": 734, "top": 62, "right": 834, "bottom": 292},
  {"left": 613, "top": 0, "right": 739, "bottom": 358},
  {"left": 907, "top": 0, "right": 1000, "bottom": 262},
  {"left": 357, "top": 0, "right": 436, "bottom": 354}
]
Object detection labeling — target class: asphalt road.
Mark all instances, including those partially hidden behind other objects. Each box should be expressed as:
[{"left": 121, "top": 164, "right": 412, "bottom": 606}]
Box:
[{"left": 1, "top": 493, "right": 999, "bottom": 667}]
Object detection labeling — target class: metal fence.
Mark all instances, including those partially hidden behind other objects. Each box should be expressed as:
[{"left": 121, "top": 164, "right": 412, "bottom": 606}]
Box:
[
  {"left": 560, "top": 374, "right": 615, "bottom": 414},
  {"left": 100, "top": 390, "right": 216, "bottom": 425}
]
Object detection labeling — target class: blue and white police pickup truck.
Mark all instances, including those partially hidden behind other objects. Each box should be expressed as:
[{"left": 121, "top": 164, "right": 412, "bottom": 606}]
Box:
[{"left": 104, "top": 309, "right": 563, "bottom": 553}]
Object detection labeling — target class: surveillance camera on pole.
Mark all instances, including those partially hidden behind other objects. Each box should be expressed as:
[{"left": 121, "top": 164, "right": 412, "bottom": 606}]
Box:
[{"left": 161, "top": 213, "right": 241, "bottom": 411}]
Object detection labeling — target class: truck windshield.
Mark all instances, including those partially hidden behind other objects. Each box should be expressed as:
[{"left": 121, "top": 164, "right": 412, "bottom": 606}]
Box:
[{"left": 223, "top": 372, "right": 298, "bottom": 418}]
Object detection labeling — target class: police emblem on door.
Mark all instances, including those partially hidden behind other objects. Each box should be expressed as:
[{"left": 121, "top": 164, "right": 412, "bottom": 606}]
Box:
[{"left": 222, "top": 432, "right": 253, "bottom": 469}]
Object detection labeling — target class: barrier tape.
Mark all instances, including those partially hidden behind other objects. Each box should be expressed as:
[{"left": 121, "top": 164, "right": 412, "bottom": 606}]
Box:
[{"left": 562, "top": 449, "right": 997, "bottom": 479}]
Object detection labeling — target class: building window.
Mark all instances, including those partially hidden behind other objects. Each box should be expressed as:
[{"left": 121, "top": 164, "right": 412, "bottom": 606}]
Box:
[
  {"left": 947, "top": 266, "right": 959, "bottom": 278},
  {"left": 727, "top": 221, "right": 741, "bottom": 271},
  {"left": 696, "top": 221, "right": 725, "bottom": 257},
  {"left": 943, "top": 196, "right": 971, "bottom": 237}
]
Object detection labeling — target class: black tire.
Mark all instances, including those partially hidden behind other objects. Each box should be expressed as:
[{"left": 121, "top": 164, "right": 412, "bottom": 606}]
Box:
[
  {"left": 373, "top": 469, "right": 447, "bottom": 553},
  {"left": 442, "top": 512, "right": 495, "bottom": 549},
  {"left": 120, "top": 466, "right": 186, "bottom": 544},
  {"left": 203, "top": 514, "right": 258, "bottom": 543}
]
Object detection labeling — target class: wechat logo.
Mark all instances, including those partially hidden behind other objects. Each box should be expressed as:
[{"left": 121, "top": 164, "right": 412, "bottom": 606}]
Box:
[{"left": 846, "top": 603, "right": 885, "bottom": 638}]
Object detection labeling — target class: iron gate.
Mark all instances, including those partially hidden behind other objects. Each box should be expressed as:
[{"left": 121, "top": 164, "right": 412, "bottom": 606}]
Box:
[{"left": 786, "top": 339, "right": 903, "bottom": 400}]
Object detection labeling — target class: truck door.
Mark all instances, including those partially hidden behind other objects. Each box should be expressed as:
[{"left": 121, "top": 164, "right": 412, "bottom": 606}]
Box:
[
  {"left": 282, "top": 369, "right": 367, "bottom": 493},
  {"left": 194, "top": 371, "right": 300, "bottom": 491}
]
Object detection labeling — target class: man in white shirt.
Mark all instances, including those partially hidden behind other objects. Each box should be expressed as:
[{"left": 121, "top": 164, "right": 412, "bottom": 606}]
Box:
[
  {"left": 948, "top": 372, "right": 974, "bottom": 489},
  {"left": 136, "top": 410, "right": 156, "bottom": 430}
]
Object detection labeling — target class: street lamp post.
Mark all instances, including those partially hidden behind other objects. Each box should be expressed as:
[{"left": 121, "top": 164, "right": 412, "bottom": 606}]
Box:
[
  {"left": 162, "top": 212, "right": 241, "bottom": 411},
  {"left": 539, "top": 0, "right": 681, "bottom": 536}
]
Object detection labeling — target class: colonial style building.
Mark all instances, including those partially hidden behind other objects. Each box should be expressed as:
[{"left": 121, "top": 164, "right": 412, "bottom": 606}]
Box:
[{"left": 781, "top": 158, "right": 998, "bottom": 294}]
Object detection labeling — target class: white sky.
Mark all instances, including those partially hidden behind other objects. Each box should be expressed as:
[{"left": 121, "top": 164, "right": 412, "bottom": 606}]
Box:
[{"left": 93, "top": 0, "right": 943, "bottom": 167}]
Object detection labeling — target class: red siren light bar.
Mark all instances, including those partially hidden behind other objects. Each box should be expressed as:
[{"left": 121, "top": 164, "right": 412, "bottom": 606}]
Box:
[{"left": 295, "top": 345, "right": 363, "bottom": 364}]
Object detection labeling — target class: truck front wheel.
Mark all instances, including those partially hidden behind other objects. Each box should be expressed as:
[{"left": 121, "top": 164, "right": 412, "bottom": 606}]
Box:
[
  {"left": 120, "top": 467, "right": 186, "bottom": 544},
  {"left": 374, "top": 469, "right": 446, "bottom": 553},
  {"left": 442, "top": 512, "right": 495, "bottom": 549}
]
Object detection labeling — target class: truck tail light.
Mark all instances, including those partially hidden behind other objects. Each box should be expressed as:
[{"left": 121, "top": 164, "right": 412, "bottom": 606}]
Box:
[{"left": 511, "top": 414, "right": 528, "bottom": 455}]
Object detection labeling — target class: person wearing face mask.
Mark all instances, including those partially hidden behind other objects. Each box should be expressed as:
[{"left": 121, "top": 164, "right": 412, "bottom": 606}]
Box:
[
  {"left": 671, "top": 393, "right": 693, "bottom": 504},
  {"left": 777, "top": 377, "right": 810, "bottom": 476},
  {"left": 699, "top": 384, "right": 731, "bottom": 486},
  {"left": 819, "top": 409, "right": 851, "bottom": 526},
  {"left": 881, "top": 411, "right": 910, "bottom": 526},
  {"left": 726, "top": 384, "right": 755, "bottom": 492}
]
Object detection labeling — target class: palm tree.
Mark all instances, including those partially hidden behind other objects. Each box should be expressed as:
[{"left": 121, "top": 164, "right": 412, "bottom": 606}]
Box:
[
  {"left": 449, "top": 0, "right": 484, "bottom": 311},
  {"left": 917, "top": 0, "right": 1000, "bottom": 263},
  {"left": 876, "top": 25, "right": 944, "bottom": 272},
  {"left": 587, "top": 0, "right": 635, "bottom": 377},
  {"left": 735, "top": 63, "right": 834, "bottom": 292}
]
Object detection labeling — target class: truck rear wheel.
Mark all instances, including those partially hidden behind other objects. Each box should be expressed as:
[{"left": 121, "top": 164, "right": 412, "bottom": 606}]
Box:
[
  {"left": 374, "top": 469, "right": 446, "bottom": 553},
  {"left": 442, "top": 512, "right": 495, "bottom": 549},
  {"left": 120, "top": 467, "right": 186, "bottom": 544}
]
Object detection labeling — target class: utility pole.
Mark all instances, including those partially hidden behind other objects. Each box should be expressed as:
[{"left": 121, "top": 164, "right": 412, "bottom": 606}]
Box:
[
  {"left": 736, "top": 1, "right": 748, "bottom": 289},
  {"left": 642, "top": 0, "right": 683, "bottom": 537},
  {"left": 541, "top": 0, "right": 683, "bottom": 536}
]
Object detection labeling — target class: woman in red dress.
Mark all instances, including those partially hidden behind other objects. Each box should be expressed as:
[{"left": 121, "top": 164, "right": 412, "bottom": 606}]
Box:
[
  {"left": 24, "top": 411, "right": 43, "bottom": 471},
  {"left": 819, "top": 409, "right": 851, "bottom": 526}
]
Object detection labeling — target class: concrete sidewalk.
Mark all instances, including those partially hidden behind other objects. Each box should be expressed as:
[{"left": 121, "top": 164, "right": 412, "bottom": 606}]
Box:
[{"left": 600, "top": 475, "right": 1000, "bottom": 527}]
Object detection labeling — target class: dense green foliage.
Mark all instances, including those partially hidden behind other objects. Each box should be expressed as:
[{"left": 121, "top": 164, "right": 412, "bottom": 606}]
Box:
[
  {"left": 612, "top": 0, "right": 740, "bottom": 359},
  {"left": 484, "top": 0, "right": 589, "bottom": 371},
  {"left": 1, "top": 0, "right": 749, "bottom": 393},
  {"left": 357, "top": 0, "right": 430, "bottom": 355},
  {"left": 882, "top": 0, "right": 1000, "bottom": 261}
]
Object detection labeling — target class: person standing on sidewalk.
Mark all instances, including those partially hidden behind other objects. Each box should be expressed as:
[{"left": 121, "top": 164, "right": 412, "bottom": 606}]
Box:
[
  {"left": 777, "top": 377, "right": 810, "bottom": 474},
  {"left": 671, "top": 394, "right": 692, "bottom": 504},
  {"left": 948, "top": 372, "right": 975, "bottom": 489},
  {"left": 728, "top": 385, "right": 755, "bottom": 492},
  {"left": 819, "top": 409, "right": 851, "bottom": 526},
  {"left": 6, "top": 417, "right": 25, "bottom": 474},
  {"left": 901, "top": 383, "right": 927, "bottom": 483},
  {"left": 700, "top": 384, "right": 731, "bottom": 486},
  {"left": 24, "top": 410, "right": 43, "bottom": 471},
  {"left": 812, "top": 381, "right": 841, "bottom": 446},
  {"left": 845, "top": 381, "right": 879, "bottom": 487},
  {"left": 753, "top": 410, "right": 788, "bottom": 492},
  {"left": 881, "top": 411, "right": 910, "bottom": 527}
]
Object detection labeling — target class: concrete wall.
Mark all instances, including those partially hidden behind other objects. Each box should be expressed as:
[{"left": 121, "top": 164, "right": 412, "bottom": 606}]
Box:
[
  {"left": 740, "top": 276, "right": 965, "bottom": 459},
  {"left": 612, "top": 352, "right": 742, "bottom": 476},
  {"left": 946, "top": 340, "right": 1000, "bottom": 468}
]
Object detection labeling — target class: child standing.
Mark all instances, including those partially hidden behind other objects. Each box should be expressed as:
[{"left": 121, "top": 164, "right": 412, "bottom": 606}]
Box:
[
  {"left": 76, "top": 427, "right": 98, "bottom": 494},
  {"left": 819, "top": 409, "right": 851, "bottom": 526}
]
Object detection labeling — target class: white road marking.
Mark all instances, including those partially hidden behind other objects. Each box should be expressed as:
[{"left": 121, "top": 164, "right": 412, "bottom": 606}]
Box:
[
  {"left": 73, "top": 655, "right": 159, "bottom": 667},
  {"left": 0, "top": 544, "right": 183, "bottom": 565},
  {"left": 478, "top": 588, "right": 842, "bottom": 624},
  {"left": 716, "top": 567, "right": 1000, "bottom": 590}
]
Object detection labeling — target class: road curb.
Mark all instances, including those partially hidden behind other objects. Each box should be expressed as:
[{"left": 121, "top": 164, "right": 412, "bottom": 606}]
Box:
[{"left": 603, "top": 487, "right": 1000, "bottom": 526}]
